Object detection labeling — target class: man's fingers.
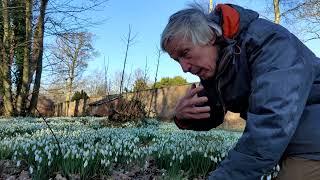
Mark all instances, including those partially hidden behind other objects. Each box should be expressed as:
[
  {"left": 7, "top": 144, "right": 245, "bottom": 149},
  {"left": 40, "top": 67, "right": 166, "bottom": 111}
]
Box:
[
  {"left": 189, "top": 96, "right": 208, "bottom": 106},
  {"left": 182, "top": 106, "right": 210, "bottom": 116},
  {"left": 190, "top": 106, "right": 210, "bottom": 113},
  {"left": 186, "top": 113, "right": 210, "bottom": 119},
  {"left": 187, "top": 85, "right": 204, "bottom": 98}
]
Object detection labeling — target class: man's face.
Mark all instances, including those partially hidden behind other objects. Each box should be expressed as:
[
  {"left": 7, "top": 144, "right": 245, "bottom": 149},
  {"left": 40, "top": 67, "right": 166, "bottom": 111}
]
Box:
[{"left": 165, "top": 37, "right": 219, "bottom": 80}]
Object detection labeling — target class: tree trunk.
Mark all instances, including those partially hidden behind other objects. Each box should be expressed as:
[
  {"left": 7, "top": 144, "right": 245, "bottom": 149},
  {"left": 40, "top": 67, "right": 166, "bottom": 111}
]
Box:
[
  {"left": 148, "top": 48, "right": 161, "bottom": 117},
  {"left": 120, "top": 25, "right": 132, "bottom": 95},
  {"left": 65, "top": 76, "right": 74, "bottom": 116},
  {"left": 29, "top": 0, "right": 48, "bottom": 115},
  {"left": 1, "top": 0, "right": 15, "bottom": 116},
  {"left": 12, "top": 1, "right": 26, "bottom": 109},
  {"left": 209, "top": 0, "right": 213, "bottom": 12},
  {"left": 273, "top": 0, "right": 281, "bottom": 24},
  {"left": 17, "top": 0, "right": 32, "bottom": 116}
]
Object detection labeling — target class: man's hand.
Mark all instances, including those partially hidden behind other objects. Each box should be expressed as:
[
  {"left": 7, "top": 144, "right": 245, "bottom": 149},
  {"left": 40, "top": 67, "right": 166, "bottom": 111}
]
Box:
[{"left": 174, "top": 83, "right": 210, "bottom": 120}]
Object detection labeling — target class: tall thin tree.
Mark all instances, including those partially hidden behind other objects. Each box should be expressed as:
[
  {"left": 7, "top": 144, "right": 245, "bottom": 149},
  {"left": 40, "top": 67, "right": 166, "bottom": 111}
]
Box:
[
  {"left": 148, "top": 47, "right": 161, "bottom": 117},
  {"left": 119, "top": 25, "right": 136, "bottom": 95}
]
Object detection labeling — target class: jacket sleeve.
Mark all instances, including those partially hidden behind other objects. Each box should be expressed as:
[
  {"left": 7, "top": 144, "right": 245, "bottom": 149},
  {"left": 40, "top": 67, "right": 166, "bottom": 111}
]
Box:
[
  {"left": 174, "top": 84, "right": 225, "bottom": 131},
  {"left": 209, "top": 30, "right": 315, "bottom": 179}
]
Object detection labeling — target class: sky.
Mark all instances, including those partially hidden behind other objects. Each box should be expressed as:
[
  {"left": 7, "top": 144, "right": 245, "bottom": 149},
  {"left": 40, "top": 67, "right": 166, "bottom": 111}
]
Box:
[{"left": 84, "top": 0, "right": 320, "bottom": 84}]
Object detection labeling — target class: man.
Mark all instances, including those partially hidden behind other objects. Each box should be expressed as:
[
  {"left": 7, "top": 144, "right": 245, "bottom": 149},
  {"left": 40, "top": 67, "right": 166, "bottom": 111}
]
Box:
[{"left": 160, "top": 3, "right": 320, "bottom": 180}]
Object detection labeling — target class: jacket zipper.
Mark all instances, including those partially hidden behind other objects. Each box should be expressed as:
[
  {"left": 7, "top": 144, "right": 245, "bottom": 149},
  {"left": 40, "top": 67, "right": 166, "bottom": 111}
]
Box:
[
  {"left": 215, "top": 53, "right": 233, "bottom": 116},
  {"left": 216, "top": 80, "right": 226, "bottom": 115}
]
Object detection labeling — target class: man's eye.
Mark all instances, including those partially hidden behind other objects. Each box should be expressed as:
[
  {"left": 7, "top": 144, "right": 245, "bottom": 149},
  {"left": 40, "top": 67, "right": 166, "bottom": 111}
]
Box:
[
  {"left": 182, "top": 50, "right": 190, "bottom": 57},
  {"left": 183, "top": 51, "right": 188, "bottom": 56}
]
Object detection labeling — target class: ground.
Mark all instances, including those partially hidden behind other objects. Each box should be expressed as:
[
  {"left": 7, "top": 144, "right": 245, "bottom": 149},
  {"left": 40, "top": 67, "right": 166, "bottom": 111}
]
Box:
[{"left": 0, "top": 159, "right": 206, "bottom": 180}]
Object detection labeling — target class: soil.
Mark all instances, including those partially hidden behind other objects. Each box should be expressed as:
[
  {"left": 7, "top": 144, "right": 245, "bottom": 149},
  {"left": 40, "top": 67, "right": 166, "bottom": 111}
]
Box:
[{"left": 0, "top": 159, "right": 206, "bottom": 180}]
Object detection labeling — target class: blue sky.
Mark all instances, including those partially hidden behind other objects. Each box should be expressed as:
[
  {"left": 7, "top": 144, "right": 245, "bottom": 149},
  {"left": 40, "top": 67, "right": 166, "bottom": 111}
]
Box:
[{"left": 85, "top": 0, "right": 320, "bottom": 83}]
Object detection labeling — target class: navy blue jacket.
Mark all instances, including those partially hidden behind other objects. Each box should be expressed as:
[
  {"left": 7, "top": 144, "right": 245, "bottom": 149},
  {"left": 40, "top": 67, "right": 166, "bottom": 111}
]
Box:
[{"left": 175, "top": 4, "right": 320, "bottom": 180}]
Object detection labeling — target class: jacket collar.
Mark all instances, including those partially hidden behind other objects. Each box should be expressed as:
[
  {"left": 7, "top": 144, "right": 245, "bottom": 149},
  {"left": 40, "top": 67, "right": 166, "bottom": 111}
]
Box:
[{"left": 209, "top": 4, "right": 259, "bottom": 40}]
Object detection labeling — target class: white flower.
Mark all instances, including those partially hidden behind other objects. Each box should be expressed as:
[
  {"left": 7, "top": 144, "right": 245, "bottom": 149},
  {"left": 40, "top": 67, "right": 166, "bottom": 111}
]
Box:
[
  {"left": 83, "top": 160, "right": 88, "bottom": 168},
  {"left": 187, "top": 151, "right": 191, "bottom": 156},
  {"left": 213, "top": 157, "right": 218, "bottom": 163},
  {"left": 16, "top": 160, "right": 21, "bottom": 167},
  {"left": 221, "top": 152, "right": 226, "bottom": 158},
  {"left": 179, "top": 154, "right": 184, "bottom": 161},
  {"left": 29, "top": 166, "right": 33, "bottom": 174}
]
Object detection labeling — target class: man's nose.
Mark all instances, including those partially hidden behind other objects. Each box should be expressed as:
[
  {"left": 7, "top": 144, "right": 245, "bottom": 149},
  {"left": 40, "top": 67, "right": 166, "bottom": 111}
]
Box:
[{"left": 179, "top": 60, "right": 191, "bottom": 73}]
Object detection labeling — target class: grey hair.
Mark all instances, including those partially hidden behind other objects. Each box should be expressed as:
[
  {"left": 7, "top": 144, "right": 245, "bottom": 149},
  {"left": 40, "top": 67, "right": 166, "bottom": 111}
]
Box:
[{"left": 160, "top": 4, "right": 222, "bottom": 51}]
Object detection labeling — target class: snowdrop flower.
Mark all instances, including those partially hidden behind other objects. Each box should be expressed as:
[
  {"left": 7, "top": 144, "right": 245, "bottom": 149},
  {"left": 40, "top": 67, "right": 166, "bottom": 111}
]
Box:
[
  {"left": 16, "top": 160, "right": 21, "bottom": 167},
  {"left": 29, "top": 166, "right": 33, "bottom": 174},
  {"left": 213, "top": 157, "right": 218, "bottom": 163},
  {"left": 199, "top": 147, "right": 203, "bottom": 152},
  {"left": 84, "top": 160, "right": 88, "bottom": 168},
  {"left": 221, "top": 152, "right": 226, "bottom": 158},
  {"left": 179, "top": 154, "right": 184, "bottom": 162}
]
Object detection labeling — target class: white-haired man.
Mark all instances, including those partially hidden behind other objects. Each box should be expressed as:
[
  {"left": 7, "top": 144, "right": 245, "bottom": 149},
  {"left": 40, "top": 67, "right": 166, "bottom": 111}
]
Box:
[{"left": 161, "top": 3, "right": 320, "bottom": 180}]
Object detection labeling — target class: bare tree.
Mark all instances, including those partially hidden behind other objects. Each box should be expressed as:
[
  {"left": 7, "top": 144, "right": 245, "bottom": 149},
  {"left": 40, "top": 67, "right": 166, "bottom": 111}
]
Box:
[
  {"left": 28, "top": 0, "right": 49, "bottom": 114},
  {"left": 148, "top": 47, "right": 162, "bottom": 117},
  {"left": 104, "top": 56, "right": 110, "bottom": 96},
  {"left": 0, "top": 0, "right": 49, "bottom": 116},
  {"left": 119, "top": 25, "right": 137, "bottom": 95},
  {"left": 49, "top": 32, "right": 96, "bottom": 115},
  {"left": 273, "top": 0, "right": 281, "bottom": 24},
  {"left": 209, "top": 0, "right": 214, "bottom": 12},
  {"left": 289, "top": 0, "right": 320, "bottom": 41},
  {"left": 78, "top": 69, "right": 110, "bottom": 97},
  {"left": 0, "top": 0, "right": 15, "bottom": 116},
  {"left": 267, "top": 0, "right": 320, "bottom": 41},
  {"left": 0, "top": 0, "right": 107, "bottom": 116}
]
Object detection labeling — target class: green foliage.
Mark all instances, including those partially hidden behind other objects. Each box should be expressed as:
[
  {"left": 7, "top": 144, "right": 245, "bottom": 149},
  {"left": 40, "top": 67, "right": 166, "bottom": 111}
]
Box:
[
  {"left": 154, "top": 76, "right": 188, "bottom": 88},
  {"left": 0, "top": 117, "right": 242, "bottom": 179},
  {"left": 133, "top": 78, "right": 149, "bottom": 91},
  {"left": 71, "top": 90, "right": 88, "bottom": 101}
]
